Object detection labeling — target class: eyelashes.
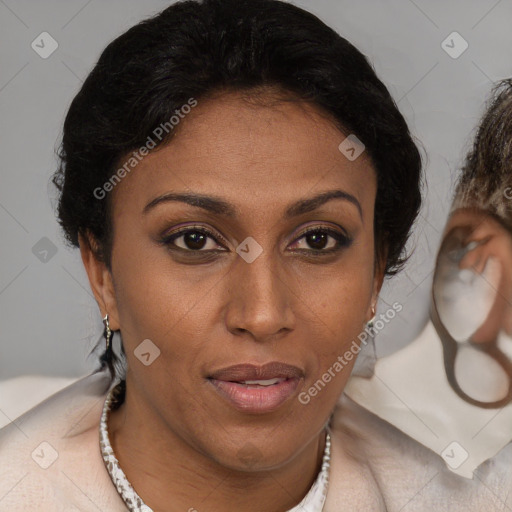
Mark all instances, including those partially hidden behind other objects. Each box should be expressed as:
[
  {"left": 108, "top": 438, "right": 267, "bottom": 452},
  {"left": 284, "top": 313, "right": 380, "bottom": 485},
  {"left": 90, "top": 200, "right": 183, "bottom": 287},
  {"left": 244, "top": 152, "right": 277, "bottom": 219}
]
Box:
[
  {"left": 160, "top": 225, "right": 226, "bottom": 253},
  {"left": 289, "top": 227, "right": 352, "bottom": 253},
  {"left": 159, "top": 224, "right": 353, "bottom": 256}
]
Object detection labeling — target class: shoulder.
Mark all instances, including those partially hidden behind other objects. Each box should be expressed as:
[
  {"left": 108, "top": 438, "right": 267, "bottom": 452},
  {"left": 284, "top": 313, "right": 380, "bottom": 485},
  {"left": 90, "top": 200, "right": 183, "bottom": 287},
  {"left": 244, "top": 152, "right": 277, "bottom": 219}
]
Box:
[
  {"left": 0, "top": 375, "right": 77, "bottom": 428},
  {"left": 326, "top": 392, "right": 512, "bottom": 511},
  {"left": 0, "top": 370, "right": 127, "bottom": 511}
]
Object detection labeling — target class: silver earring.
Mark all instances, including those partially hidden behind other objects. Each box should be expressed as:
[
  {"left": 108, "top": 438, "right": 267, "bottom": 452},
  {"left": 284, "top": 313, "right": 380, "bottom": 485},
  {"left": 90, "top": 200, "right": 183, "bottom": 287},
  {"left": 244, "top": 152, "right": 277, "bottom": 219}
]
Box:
[
  {"left": 367, "top": 305, "right": 376, "bottom": 328},
  {"left": 103, "top": 313, "right": 113, "bottom": 351}
]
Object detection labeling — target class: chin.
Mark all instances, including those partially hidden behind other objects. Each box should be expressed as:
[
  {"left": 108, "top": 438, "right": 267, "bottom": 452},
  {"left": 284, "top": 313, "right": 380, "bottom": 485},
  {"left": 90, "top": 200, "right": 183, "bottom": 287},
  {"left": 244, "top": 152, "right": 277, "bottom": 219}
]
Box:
[{"left": 200, "top": 427, "right": 305, "bottom": 473}]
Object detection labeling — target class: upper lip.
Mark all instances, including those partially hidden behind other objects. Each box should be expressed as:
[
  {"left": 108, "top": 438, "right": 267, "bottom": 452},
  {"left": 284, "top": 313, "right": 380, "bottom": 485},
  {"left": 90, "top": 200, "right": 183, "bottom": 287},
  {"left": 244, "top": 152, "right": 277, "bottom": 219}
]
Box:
[{"left": 208, "top": 361, "right": 304, "bottom": 381}]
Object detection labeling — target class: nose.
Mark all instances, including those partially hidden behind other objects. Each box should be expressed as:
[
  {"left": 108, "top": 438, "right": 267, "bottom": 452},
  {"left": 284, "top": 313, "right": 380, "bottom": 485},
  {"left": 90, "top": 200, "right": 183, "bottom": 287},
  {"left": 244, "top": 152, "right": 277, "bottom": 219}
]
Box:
[{"left": 223, "top": 246, "right": 296, "bottom": 343}]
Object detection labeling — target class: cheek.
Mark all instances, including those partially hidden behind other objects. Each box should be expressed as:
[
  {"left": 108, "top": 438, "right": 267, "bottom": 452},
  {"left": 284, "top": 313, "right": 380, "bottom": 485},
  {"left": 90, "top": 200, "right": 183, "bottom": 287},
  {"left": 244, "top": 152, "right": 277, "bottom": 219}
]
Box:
[
  {"left": 314, "top": 291, "right": 369, "bottom": 369},
  {"left": 297, "top": 267, "right": 374, "bottom": 388},
  {"left": 310, "top": 251, "right": 374, "bottom": 325},
  {"left": 109, "top": 235, "right": 178, "bottom": 345},
  {"left": 110, "top": 237, "right": 218, "bottom": 378},
  {"left": 319, "top": 255, "right": 375, "bottom": 349}
]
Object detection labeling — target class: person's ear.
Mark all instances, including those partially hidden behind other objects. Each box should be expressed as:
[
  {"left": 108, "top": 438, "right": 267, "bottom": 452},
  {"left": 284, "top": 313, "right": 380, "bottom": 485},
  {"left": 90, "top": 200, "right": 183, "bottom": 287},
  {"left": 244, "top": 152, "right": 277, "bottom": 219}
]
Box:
[
  {"left": 368, "top": 247, "right": 387, "bottom": 321},
  {"left": 78, "top": 232, "right": 120, "bottom": 331}
]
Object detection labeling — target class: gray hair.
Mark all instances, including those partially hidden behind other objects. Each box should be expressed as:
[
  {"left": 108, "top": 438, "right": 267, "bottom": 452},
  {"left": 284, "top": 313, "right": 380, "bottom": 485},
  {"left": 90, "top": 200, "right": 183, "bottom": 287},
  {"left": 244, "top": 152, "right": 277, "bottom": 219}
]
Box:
[{"left": 451, "top": 78, "right": 512, "bottom": 228}]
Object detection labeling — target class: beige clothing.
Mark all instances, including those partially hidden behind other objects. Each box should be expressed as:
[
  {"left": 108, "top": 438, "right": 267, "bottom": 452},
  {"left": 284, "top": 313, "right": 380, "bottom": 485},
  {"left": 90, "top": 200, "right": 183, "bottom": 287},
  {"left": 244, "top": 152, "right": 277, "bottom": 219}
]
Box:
[{"left": 0, "top": 368, "right": 511, "bottom": 511}]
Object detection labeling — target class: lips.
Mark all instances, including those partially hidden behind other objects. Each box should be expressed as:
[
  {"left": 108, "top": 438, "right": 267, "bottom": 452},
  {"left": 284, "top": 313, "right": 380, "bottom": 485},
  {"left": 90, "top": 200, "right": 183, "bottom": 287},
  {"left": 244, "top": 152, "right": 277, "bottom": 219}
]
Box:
[
  {"left": 208, "top": 361, "right": 304, "bottom": 381},
  {"left": 207, "top": 361, "right": 304, "bottom": 413}
]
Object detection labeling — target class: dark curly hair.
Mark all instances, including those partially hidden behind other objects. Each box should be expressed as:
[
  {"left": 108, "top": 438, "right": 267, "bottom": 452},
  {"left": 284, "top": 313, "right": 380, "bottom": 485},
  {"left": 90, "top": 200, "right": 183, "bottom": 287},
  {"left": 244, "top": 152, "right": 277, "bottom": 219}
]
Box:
[{"left": 51, "top": 0, "right": 423, "bottom": 389}]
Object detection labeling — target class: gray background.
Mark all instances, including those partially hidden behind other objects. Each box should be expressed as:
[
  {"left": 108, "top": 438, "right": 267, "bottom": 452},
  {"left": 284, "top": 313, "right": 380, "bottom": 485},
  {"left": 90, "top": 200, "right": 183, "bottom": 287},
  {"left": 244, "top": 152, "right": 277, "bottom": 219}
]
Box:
[{"left": 1, "top": 0, "right": 511, "bottom": 379}]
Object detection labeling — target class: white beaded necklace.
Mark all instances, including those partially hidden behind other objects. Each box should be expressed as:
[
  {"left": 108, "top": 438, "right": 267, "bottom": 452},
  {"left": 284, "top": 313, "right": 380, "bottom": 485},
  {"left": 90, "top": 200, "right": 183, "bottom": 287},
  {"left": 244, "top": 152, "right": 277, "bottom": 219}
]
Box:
[{"left": 99, "top": 384, "right": 331, "bottom": 512}]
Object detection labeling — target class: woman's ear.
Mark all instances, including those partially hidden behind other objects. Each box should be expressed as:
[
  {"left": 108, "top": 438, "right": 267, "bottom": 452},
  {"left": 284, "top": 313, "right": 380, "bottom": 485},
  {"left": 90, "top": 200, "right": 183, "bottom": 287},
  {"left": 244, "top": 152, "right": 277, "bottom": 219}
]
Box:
[
  {"left": 78, "top": 232, "right": 120, "bottom": 331},
  {"left": 369, "top": 248, "right": 387, "bottom": 321}
]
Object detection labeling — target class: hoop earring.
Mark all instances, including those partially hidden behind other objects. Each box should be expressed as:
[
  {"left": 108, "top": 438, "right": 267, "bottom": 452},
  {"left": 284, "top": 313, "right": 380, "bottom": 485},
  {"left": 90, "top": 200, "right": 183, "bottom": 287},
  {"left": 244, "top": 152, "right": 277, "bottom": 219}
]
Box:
[
  {"left": 103, "top": 313, "right": 113, "bottom": 352},
  {"left": 367, "top": 305, "right": 376, "bottom": 329}
]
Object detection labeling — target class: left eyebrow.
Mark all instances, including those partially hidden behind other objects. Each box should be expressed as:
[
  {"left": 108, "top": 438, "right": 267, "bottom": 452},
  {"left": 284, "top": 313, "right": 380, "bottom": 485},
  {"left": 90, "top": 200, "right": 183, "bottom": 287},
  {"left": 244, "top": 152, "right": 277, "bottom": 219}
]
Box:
[
  {"left": 284, "top": 189, "right": 362, "bottom": 220},
  {"left": 142, "top": 189, "right": 362, "bottom": 220}
]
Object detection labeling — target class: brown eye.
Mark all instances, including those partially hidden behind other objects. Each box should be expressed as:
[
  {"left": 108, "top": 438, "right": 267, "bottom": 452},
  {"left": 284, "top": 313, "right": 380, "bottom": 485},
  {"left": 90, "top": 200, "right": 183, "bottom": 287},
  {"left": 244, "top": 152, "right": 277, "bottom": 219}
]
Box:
[
  {"left": 161, "top": 226, "right": 226, "bottom": 252},
  {"left": 290, "top": 227, "right": 352, "bottom": 253}
]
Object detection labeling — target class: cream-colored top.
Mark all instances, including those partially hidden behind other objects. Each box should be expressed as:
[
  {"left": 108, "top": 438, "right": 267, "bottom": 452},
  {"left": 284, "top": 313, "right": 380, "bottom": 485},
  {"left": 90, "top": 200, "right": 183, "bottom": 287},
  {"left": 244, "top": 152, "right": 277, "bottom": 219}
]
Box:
[{"left": 1, "top": 368, "right": 512, "bottom": 511}]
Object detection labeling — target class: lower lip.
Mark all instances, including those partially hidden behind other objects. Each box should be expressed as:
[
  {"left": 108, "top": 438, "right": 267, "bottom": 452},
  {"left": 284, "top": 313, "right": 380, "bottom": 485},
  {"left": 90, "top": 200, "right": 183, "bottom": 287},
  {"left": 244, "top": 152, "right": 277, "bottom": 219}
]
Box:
[{"left": 208, "top": 378, "right": 301, "bottom": 413}]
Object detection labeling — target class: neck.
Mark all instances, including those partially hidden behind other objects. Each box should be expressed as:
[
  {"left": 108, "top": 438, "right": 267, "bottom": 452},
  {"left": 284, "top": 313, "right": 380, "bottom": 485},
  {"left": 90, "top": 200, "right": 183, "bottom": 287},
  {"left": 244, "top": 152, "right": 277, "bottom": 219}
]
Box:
[{"left": 107, "top": 382, "right": 328, "bottom": 512}]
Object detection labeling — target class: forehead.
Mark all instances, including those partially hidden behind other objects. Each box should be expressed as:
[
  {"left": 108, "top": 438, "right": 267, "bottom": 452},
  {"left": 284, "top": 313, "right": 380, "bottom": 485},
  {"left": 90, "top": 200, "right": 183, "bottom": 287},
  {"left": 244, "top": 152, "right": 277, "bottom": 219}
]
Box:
[{"left": 111, "top": 92, "right": 376, "bottom": 218}]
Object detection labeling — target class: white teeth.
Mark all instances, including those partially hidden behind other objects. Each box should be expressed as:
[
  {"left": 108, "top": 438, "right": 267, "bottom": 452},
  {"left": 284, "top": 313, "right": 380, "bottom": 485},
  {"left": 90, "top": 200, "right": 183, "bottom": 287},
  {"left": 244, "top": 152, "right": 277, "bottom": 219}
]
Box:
[{"left": 239, "top": 378, "right": 285, "bottom": 386}]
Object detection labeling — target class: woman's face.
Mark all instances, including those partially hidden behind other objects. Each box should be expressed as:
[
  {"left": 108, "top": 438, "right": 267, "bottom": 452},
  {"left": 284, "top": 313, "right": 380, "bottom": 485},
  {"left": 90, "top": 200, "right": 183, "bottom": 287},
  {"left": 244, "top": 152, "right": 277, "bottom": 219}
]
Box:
[{"left": 85, "top": 90, "right": 383, "bottom": 471}]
